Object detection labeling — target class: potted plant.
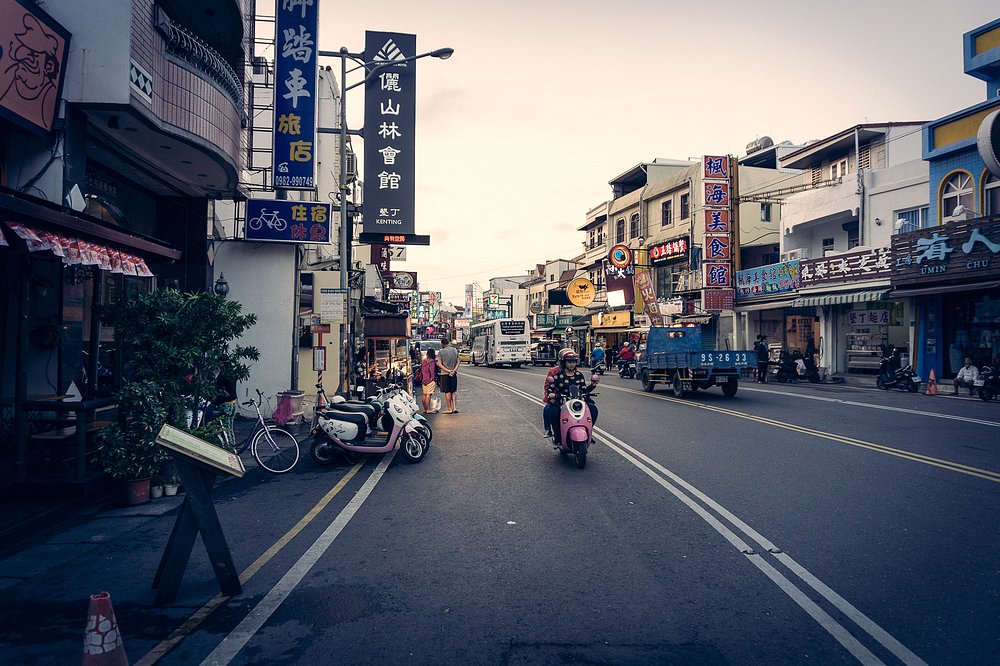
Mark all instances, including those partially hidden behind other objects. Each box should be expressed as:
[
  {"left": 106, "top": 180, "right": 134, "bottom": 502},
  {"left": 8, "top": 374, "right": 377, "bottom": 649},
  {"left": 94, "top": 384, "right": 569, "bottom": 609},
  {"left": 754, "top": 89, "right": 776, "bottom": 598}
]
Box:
[
  {"left": 93, "top": 381, "right": 170, "bottom": 505},
  {"left": 94, "top": 290, "right": 258, "bottom": 500}
]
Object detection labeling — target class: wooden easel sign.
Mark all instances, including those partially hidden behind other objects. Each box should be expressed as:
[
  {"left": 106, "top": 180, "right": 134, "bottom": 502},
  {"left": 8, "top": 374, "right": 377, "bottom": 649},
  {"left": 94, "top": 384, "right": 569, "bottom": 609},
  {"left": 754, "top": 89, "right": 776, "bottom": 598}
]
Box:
[{"left": 152, "top": 424, "right": 245, "bottom": 605}]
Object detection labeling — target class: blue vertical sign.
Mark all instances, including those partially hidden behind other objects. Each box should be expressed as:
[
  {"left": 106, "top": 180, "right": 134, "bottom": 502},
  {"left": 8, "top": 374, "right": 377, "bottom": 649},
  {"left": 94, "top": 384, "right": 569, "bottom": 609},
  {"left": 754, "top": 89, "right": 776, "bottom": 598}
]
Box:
[
  {"left": 363, "top": 31, "right": 416, "bottom": 238},
  {"left": 273, "top": 0, "right": 318, "bottom": 190}
]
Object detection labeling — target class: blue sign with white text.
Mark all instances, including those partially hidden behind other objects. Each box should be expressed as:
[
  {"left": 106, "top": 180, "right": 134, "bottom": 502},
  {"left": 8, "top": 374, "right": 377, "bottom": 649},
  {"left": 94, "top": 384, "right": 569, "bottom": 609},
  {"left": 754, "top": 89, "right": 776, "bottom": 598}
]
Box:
[
  {"left": 273, "top": 0, "right": 318, "bottom": 190},
  {"left": 245, "top": 199, "right": 331, "bottom": 244}
]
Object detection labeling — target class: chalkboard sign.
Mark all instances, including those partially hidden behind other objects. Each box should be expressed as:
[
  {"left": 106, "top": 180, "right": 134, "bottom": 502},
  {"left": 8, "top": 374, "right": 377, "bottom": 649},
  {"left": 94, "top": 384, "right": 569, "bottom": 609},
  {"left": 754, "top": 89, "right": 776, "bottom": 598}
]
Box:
[{"left": 156, "top": 424, "right": 245, "bottom": 478}]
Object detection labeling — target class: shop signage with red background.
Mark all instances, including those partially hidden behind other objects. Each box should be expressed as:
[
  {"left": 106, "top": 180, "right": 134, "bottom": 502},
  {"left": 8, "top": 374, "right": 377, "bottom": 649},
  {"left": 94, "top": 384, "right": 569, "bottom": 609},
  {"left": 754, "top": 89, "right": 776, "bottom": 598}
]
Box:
[
  {"left": 649, "top": 236, "right": 689, "bottom": 264},
  {"left": 800, "top": 246, "right": 892, "bottom": 286},
  {"left": 702, "top": 155, "right": 734, "bottom": 310},
  {"left": 633, "top": 269, "right": 661, "bottom": 327},
  {"left": 891, "top": 216, "right": 1000, "bottom": 287}
]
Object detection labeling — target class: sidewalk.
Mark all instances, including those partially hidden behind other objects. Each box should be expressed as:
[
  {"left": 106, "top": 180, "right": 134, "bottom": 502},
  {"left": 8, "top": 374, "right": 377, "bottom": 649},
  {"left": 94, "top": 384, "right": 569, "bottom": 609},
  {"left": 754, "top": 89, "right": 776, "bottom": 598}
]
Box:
[{"left": 0, "top": 415, "right": 284, "bottom": 558}]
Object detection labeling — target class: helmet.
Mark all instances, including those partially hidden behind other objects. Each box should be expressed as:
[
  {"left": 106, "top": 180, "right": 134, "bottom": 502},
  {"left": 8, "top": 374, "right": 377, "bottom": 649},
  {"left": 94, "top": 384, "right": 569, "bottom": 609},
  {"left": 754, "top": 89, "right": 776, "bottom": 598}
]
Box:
[
  {"left": 622, "top": 341, "right": 630, "bottom": 347},
  {"left": 557, "top": 348, "right": 574, "bottom": 361},
  {"left": 560, "top": 351, "right": 580, "bottom": 366}
]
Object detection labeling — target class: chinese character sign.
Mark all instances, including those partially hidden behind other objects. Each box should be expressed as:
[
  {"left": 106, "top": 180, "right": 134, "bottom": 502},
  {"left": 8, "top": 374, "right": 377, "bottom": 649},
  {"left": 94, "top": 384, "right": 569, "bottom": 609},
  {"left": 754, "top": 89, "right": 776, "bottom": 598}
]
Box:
[
  {"left": 364, "top": 31, "right": 417, "bottom": 238},
  {"left": 245, "top": 199, "right": 331, "bottom": 243},
  {"left": 800, "top": 247, "right": 891, "bottom": 285},
  {"left": 891, "top": 217, "right": 1000, "bottom": 286},
  {"left": 735, "top": 261, "right": 801, "bottom": 298},
  {"left": 703, "top": 155, "right": 729, "bottom": 180},
  {"left": 273, "top": 0, "right": 318, "bottom": 189}
]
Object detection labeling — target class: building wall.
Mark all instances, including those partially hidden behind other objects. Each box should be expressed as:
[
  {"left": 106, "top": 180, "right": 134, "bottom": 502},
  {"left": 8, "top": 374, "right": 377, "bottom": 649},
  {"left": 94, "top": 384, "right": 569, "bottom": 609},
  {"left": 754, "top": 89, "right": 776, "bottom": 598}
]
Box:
[{"left": 48, "top": 0, "right": 133, "bottom": 104}]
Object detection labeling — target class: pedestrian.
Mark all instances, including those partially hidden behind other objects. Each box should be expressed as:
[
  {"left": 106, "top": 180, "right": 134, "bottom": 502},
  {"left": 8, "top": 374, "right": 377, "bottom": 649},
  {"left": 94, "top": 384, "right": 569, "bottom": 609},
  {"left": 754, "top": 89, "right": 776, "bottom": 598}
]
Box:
[
  {"left": 953, "top": 357, "right": 979, "bottom": 396},
  {"left": 754, "top": 335, "right": 769, "bottom": 383},
  {"left": 420, "top": 348, "right": 438, "bottom": 414},
  {"left": 437, "top": 337, "right": 460, "bottom": 414}
]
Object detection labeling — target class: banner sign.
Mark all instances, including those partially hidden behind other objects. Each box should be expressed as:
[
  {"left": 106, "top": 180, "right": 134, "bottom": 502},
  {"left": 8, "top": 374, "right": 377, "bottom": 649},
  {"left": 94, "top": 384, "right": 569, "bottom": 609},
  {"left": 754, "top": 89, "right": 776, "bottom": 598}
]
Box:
[
  {"left": 704, "top": 235, "right": 732, "bottom": 261},
  {"left": 536, "top": 313, "right": 555, "bottom": 327},
  {"left": 245, "top": 199, "right": 331, "bottom": 243},
  {"left": 702, "top": 155, "right": 735, "bottom": 310},
  {"left": 371, "top": 244, "right": 391, "bottom": 276},
  {"left": 363, "top": 31, "right": 417, "bottom": 239},
  {"left": 891, "top": 216, "right": 1000, "bottom": 287},
  {"left": 319, "top": 288, "right": 347, "bottom": 323},
  {"left": 634, "top": 269, "right": 662, "bottom": 326},
  {"left": 735, "top": 260, "right": 801, "bottom": 299},
  {"left": 649, "top": 236, "right": 689, "bottom": 264},
  {"left": 703, "top": 262, "right": 733, "bottom": 287},
  {"left": 705, "top": 209, "right": 731, "bottom": 233},
  {"left": 273, "top": 0, "right": 318, "bottom": 189},
  {"left": 800, "top": 246, "right": 891, "bottom": 286},
  {"left": 0, "top": 0, "right": 71, "bottom": 135},
  {"left": 387, "top": 271, "right": 417, "bottom": 290}
]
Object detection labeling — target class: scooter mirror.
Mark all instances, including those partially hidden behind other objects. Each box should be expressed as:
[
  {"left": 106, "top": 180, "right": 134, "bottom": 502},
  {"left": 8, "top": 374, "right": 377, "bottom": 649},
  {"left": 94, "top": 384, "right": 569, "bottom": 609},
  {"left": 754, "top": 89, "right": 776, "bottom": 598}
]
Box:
[{"left": 591, "top": 374, "right": 601, "bottom": 384}]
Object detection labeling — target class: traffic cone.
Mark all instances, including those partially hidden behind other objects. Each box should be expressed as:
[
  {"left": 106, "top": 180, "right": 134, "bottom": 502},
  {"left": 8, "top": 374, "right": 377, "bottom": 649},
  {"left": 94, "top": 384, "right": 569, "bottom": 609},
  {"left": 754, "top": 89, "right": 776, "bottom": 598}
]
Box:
[
  {"left": 82, "top": 591, "right": 128, "bottom": 665},
  {"left": 925, "top": 369, "right": 938, "bottom": 396}
]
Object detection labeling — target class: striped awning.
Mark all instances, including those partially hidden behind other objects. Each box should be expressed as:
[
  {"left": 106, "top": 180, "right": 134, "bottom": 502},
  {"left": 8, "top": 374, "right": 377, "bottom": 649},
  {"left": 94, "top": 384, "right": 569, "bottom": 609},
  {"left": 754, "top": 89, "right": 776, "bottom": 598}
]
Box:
[{"left": 793, "top": 289, "right": 889, "bottom": 307}]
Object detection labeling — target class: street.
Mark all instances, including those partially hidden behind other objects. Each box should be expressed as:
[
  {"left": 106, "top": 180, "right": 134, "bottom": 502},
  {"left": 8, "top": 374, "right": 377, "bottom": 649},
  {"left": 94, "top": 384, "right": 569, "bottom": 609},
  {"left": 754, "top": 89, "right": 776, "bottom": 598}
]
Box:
[{"left": 2, "top": 367, "right": 999, "bottom": 665}]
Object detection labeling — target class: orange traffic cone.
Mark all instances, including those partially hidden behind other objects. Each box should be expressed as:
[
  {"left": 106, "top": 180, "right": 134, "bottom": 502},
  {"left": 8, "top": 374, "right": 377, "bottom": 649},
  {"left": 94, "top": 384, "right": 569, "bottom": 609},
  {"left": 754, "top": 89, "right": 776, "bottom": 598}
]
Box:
[
  {"left": 925, "top": 369, "right": 938, "bottom": 396},
  {"left": 82, "top": 591, "right": 128, "bottom": 666}
]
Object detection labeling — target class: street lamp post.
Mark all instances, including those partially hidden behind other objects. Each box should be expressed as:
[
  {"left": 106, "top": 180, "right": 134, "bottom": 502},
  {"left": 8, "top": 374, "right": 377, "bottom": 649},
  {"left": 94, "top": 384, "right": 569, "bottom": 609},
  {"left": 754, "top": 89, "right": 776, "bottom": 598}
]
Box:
[{"left": 317, "top": 44, "right": 453, "bottom": 395}]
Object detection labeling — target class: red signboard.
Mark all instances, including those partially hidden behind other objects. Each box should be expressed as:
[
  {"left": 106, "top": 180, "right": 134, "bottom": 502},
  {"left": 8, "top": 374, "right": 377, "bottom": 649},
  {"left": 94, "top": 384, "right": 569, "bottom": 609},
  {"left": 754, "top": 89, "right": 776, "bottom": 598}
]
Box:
[
  {"left": 703, "top": 289, "right": 735, "bottom": 311},
  {"left": 703, "top": 155, "right": 730, "bottom": 180}
]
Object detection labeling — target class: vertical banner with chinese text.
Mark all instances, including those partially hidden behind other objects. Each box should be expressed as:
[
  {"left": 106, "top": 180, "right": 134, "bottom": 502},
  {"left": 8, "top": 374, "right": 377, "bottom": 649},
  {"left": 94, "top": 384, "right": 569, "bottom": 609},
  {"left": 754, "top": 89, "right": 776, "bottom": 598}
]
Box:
[
  {"left": 363, "top": 31, "right": 417, "bottom": 238},
  {"left": 273, "top": 0, "right": 318, "bottom": 189},
  {"left": 702, "top": 155, "right": 734, "bottom": 310}
]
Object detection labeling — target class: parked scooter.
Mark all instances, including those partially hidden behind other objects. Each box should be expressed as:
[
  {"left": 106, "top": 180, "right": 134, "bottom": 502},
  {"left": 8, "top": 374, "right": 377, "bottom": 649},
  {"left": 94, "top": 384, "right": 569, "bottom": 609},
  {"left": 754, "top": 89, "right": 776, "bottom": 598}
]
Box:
[
  {"left": 796, "top": 355, "right": 821, "bottom": 383},
  {"left": 315, "top": 382, "right": 432, "bottom": 445},
  {"left": 311, "top": 389, "right": 428, "bottom": 465},
  {"left": 618, "top": 358, "right": 637, "bottom": 379},
  {"left": 975, "top": 365, "right": 1000, "bottom": 401},
  {"left": 876, "top": 352, "right": 921, "bottom": 392},
  {"left": 547, "top": 374, "right": 599, "bottom": 469},
  {"left": 771, "top": 354, "right": 799, "bottom": 383}
]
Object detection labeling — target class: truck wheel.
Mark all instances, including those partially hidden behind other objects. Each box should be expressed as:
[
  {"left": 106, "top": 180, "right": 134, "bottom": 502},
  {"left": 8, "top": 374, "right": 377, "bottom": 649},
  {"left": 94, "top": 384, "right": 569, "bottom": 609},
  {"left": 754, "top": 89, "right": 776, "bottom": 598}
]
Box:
[
  {"left": 672, "top": 372, "right": 685, "bottom": 398},
  {"left": 722, "top": 379, "right": 738, "bottom": 397},
  {"left": 641, "top": 370, "right": 656, "bottom": 392}
]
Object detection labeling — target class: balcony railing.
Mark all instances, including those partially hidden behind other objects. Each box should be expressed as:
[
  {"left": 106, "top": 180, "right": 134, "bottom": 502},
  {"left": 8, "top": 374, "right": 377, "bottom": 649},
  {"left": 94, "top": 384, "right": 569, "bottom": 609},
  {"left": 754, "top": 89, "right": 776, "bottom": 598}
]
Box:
[{"left": 154, "top": 6, "right": 244, "bottom": 112}]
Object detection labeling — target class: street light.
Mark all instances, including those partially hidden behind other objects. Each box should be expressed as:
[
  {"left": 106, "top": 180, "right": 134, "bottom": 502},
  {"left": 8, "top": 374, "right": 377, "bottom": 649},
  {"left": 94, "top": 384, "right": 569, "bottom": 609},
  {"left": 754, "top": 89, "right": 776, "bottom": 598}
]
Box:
[{"left": 318, "top": 44, "right": 454, "bottom": 395}]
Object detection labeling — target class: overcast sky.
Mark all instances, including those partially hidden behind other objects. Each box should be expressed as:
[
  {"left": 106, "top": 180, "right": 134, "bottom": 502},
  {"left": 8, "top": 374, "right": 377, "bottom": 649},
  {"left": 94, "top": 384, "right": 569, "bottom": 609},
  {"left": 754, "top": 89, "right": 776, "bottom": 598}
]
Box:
[{"left": 317, "top": 1, "right": 997, "bottom": 306}]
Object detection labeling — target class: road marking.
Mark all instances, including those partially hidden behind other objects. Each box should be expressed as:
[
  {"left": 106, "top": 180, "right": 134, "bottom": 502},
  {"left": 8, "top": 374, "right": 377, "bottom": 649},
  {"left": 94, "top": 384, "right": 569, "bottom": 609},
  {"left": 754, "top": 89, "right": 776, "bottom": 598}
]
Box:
[
  {"left": 134, "top": 463, "right": 364, "bottom": 666},
  {"left": 199, "top": 451, "right": 397, "bottom": 665},
  {"left": 600, "top": 384, "right": 1000, "bottom": 483},
  {"left": 471, "top": 374, "right": 929, "bottom": 665}
]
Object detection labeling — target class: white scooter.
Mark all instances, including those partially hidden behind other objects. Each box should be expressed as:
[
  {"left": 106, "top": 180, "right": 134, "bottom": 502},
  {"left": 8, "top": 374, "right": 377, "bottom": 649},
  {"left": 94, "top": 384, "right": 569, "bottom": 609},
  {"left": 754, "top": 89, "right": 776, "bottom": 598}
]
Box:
[
  {"left": 314, "top": 382, "right": 432, "bottom": 445},
  {"left": 311, "top": 390, "right": 428, "bottom": 464}
]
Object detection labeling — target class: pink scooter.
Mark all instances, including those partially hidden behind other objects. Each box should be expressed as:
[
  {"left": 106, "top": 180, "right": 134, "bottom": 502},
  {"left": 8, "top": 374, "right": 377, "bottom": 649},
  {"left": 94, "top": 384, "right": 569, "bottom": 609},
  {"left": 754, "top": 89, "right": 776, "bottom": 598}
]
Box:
[{"left": 549, "top": 374, "right": 600, "bottom": 468}]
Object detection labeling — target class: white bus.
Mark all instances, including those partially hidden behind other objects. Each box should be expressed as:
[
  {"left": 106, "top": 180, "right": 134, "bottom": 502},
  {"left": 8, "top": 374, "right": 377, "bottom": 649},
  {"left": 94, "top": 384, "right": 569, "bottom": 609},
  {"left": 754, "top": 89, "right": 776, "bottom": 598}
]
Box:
[{"left": 469, "top": 318, "right": 531, "bottom": 367}]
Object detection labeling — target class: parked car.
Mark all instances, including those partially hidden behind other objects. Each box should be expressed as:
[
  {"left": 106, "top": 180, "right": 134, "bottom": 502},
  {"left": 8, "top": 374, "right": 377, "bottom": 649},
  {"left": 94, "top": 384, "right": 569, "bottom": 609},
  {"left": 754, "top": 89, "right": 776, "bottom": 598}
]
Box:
[{"left": 459, "top": 348, "right": 472, "bottom": 363}]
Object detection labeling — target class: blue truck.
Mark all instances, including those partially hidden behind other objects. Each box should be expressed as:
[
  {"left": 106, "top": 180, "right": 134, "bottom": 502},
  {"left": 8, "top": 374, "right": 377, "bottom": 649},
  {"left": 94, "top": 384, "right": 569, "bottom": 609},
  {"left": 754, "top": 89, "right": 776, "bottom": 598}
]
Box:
[{"left": 637, "top": 324, "right": 756, "bottom": 397}]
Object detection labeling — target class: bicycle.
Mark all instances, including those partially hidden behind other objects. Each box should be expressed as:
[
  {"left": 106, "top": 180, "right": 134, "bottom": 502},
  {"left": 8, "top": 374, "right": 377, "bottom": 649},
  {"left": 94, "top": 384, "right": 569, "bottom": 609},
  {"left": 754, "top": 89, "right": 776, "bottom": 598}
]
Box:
[{"left": 218, "top": 389, "right": 300, "bottom": 474}]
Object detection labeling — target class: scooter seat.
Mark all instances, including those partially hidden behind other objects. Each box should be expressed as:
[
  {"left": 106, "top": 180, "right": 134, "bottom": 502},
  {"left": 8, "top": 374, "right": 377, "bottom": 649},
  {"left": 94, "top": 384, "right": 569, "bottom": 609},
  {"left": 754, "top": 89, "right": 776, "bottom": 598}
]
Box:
[{"left": 320, "top": 410, "right": 369, "bottom": 432}]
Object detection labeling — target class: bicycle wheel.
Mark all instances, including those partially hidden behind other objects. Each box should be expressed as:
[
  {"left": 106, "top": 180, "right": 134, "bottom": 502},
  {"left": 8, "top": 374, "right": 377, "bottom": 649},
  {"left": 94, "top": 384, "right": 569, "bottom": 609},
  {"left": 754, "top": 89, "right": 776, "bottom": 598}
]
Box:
[{"left": 251, "top": 426, "right": 300, "bottom": 474}]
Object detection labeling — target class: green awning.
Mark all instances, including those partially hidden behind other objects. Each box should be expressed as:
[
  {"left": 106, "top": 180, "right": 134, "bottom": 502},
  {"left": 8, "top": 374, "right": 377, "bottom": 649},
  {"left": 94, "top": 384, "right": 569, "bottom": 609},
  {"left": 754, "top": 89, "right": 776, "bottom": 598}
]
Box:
[{"left": 793, "top": 289, "right": 889, "bottom": 307}]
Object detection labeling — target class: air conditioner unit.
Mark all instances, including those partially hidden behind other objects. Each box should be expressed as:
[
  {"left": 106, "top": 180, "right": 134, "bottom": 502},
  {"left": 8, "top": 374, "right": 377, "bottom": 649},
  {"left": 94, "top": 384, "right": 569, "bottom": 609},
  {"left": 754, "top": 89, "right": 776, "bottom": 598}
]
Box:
[
  {"left": 781, "top": 248, "right": 807, "bottom": 262},
  {"left": 344, "top": 153, "right": 358, "bottom": 182}
]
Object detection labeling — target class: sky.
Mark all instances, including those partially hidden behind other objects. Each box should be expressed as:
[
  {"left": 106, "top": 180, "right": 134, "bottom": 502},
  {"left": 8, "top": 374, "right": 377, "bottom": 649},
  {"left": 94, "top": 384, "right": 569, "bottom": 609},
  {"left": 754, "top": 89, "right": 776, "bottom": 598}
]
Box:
[{"left": 316, "top": 0, "right": 997, "bottom": 307}]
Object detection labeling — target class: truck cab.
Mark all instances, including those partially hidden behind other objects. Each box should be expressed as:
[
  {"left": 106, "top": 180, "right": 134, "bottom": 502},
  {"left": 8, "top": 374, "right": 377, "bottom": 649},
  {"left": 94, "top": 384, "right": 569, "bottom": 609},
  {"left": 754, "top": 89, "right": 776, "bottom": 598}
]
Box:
[{"left": 637, "top": 324, "right": 755, "bottom": 398}]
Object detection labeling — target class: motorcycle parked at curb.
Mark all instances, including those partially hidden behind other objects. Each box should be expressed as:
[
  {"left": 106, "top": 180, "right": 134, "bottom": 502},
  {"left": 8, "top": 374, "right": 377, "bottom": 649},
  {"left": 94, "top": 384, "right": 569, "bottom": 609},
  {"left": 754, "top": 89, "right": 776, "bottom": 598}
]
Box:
[
  {"left": 315, "top": 382, "right": 432, "bottom": 445},
  {"left": 770, "top": 354, "right": 800, "bottom": 383},
  {"left": 547, "top": 374, "right": 599, "bottom": 469},
  {"left": 876, "top": 353, "right": 921, "bottom": 392},
  {"left": 310, "top": 386, "right": 428, "bottom": 465},
  {"left": 975, "top": 365, "right": 1000, "bottom": 401}
]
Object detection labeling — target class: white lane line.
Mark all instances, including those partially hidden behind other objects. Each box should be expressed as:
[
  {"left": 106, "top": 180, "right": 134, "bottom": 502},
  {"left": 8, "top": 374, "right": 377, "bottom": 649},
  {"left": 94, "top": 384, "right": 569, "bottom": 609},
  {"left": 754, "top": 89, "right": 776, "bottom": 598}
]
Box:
[
  {"left": 469, "top": 373, "right": 928, "bottom": 666},
  {"left": 477, "top": 366, "right": 1000, "bottom": 429},
  {"left": 200, "top": 451, "right": 397, "bottom": 666}
]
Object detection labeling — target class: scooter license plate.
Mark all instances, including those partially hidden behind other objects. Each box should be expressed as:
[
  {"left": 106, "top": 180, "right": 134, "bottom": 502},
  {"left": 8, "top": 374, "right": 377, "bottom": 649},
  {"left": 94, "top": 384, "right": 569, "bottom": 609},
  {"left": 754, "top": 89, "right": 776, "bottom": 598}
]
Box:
[{"left": 974, "top": 379, "right": 984, "bottom": 387}]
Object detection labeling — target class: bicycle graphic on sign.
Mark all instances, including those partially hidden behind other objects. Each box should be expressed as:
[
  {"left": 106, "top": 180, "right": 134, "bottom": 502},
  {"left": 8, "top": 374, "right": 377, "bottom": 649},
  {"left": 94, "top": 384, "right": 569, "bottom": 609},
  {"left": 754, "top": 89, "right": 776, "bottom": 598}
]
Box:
[{"left": 247, "top": 208, "right": 288, "bottom": 232}]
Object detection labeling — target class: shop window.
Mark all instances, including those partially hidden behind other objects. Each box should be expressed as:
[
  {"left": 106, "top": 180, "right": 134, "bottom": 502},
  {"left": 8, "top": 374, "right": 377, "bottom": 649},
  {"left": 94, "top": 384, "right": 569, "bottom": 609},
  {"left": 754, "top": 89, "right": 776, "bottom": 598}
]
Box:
[
  {"left": 985, "top": 173, "right": 1000, "bottom": 215},
  {"left": 662, "top": 200, "right": 673, "bottom": 227},
  {"left": 894, "top": 206, "right": 928, "bottom": 234},
  {"left": 941, "top": 171, "right": 974, "bottom": 220}
]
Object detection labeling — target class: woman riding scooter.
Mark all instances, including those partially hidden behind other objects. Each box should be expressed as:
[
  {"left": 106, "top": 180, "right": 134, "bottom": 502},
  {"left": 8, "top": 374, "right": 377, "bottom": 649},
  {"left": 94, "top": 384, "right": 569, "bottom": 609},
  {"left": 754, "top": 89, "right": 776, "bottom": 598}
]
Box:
[
  {"left": 543, "top": 348, "right": 574, "bottom": 436},
  {"left": 544, "top": 351, "right": 599, "bottom": 445}
]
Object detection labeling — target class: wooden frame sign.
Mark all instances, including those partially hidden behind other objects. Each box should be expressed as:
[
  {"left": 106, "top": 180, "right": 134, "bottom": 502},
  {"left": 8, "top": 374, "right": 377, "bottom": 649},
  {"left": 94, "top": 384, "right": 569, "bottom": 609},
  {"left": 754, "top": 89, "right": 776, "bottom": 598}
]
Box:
[{"left": 156, "top": 424, "right": 245, "bottom": 477}]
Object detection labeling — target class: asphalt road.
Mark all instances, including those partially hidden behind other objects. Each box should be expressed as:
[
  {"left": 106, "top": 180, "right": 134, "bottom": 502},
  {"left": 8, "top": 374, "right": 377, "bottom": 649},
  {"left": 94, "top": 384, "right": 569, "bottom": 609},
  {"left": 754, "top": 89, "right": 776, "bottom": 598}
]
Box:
[{"left": 2, "top": 366, "right": 998, "bottom": 664}]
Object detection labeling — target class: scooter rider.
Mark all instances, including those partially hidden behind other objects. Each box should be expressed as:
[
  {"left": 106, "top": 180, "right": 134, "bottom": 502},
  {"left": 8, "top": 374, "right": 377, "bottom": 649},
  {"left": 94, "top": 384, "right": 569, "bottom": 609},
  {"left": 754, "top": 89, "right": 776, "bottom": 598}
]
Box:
[
  {"left": 590, "top": 343, "right": 605, "bottom": 372},
  {"left": 544, "top": 351, "right": 599, "bottom": 444},
  {"left": 617, "top": 341, "right": 636, "bottom": 372},
  {"left": 543, "top": 348, "right": 574, "bottom": 436}
]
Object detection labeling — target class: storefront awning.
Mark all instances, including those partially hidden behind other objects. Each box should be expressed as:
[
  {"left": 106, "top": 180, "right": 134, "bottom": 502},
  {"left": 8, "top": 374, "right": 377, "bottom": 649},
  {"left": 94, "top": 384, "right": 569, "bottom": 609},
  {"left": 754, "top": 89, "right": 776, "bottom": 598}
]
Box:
[
  {"left": 735, "top": 297, "right": 798, "bottom": 312},
  {"left": 889, "top": 281, "right": 1000, "bottom": 298},
  {"left": 4, "top": 221, "right": 154, "bottom": 277},
  {"left": 792, "top": 289, "right": 889, "bottom": 307}
]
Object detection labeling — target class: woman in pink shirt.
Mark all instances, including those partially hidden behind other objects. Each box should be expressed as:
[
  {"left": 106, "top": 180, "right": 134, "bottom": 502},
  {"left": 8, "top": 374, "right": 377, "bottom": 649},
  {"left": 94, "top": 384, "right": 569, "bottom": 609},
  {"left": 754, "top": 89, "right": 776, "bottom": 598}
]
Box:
[{"left": 420, "top": 349, "right": 439, "bottom": 414}]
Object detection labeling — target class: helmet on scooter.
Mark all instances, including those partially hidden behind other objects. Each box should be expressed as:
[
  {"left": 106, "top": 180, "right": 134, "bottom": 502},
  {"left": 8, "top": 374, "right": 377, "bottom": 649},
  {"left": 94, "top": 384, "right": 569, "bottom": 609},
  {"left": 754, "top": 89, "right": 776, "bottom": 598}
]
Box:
[
  {"left": 557, "top": 348, "right": 574, "bottom": 361},
  {"left": 560, "top": 351, "right": 580, "bottom": 368}
]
